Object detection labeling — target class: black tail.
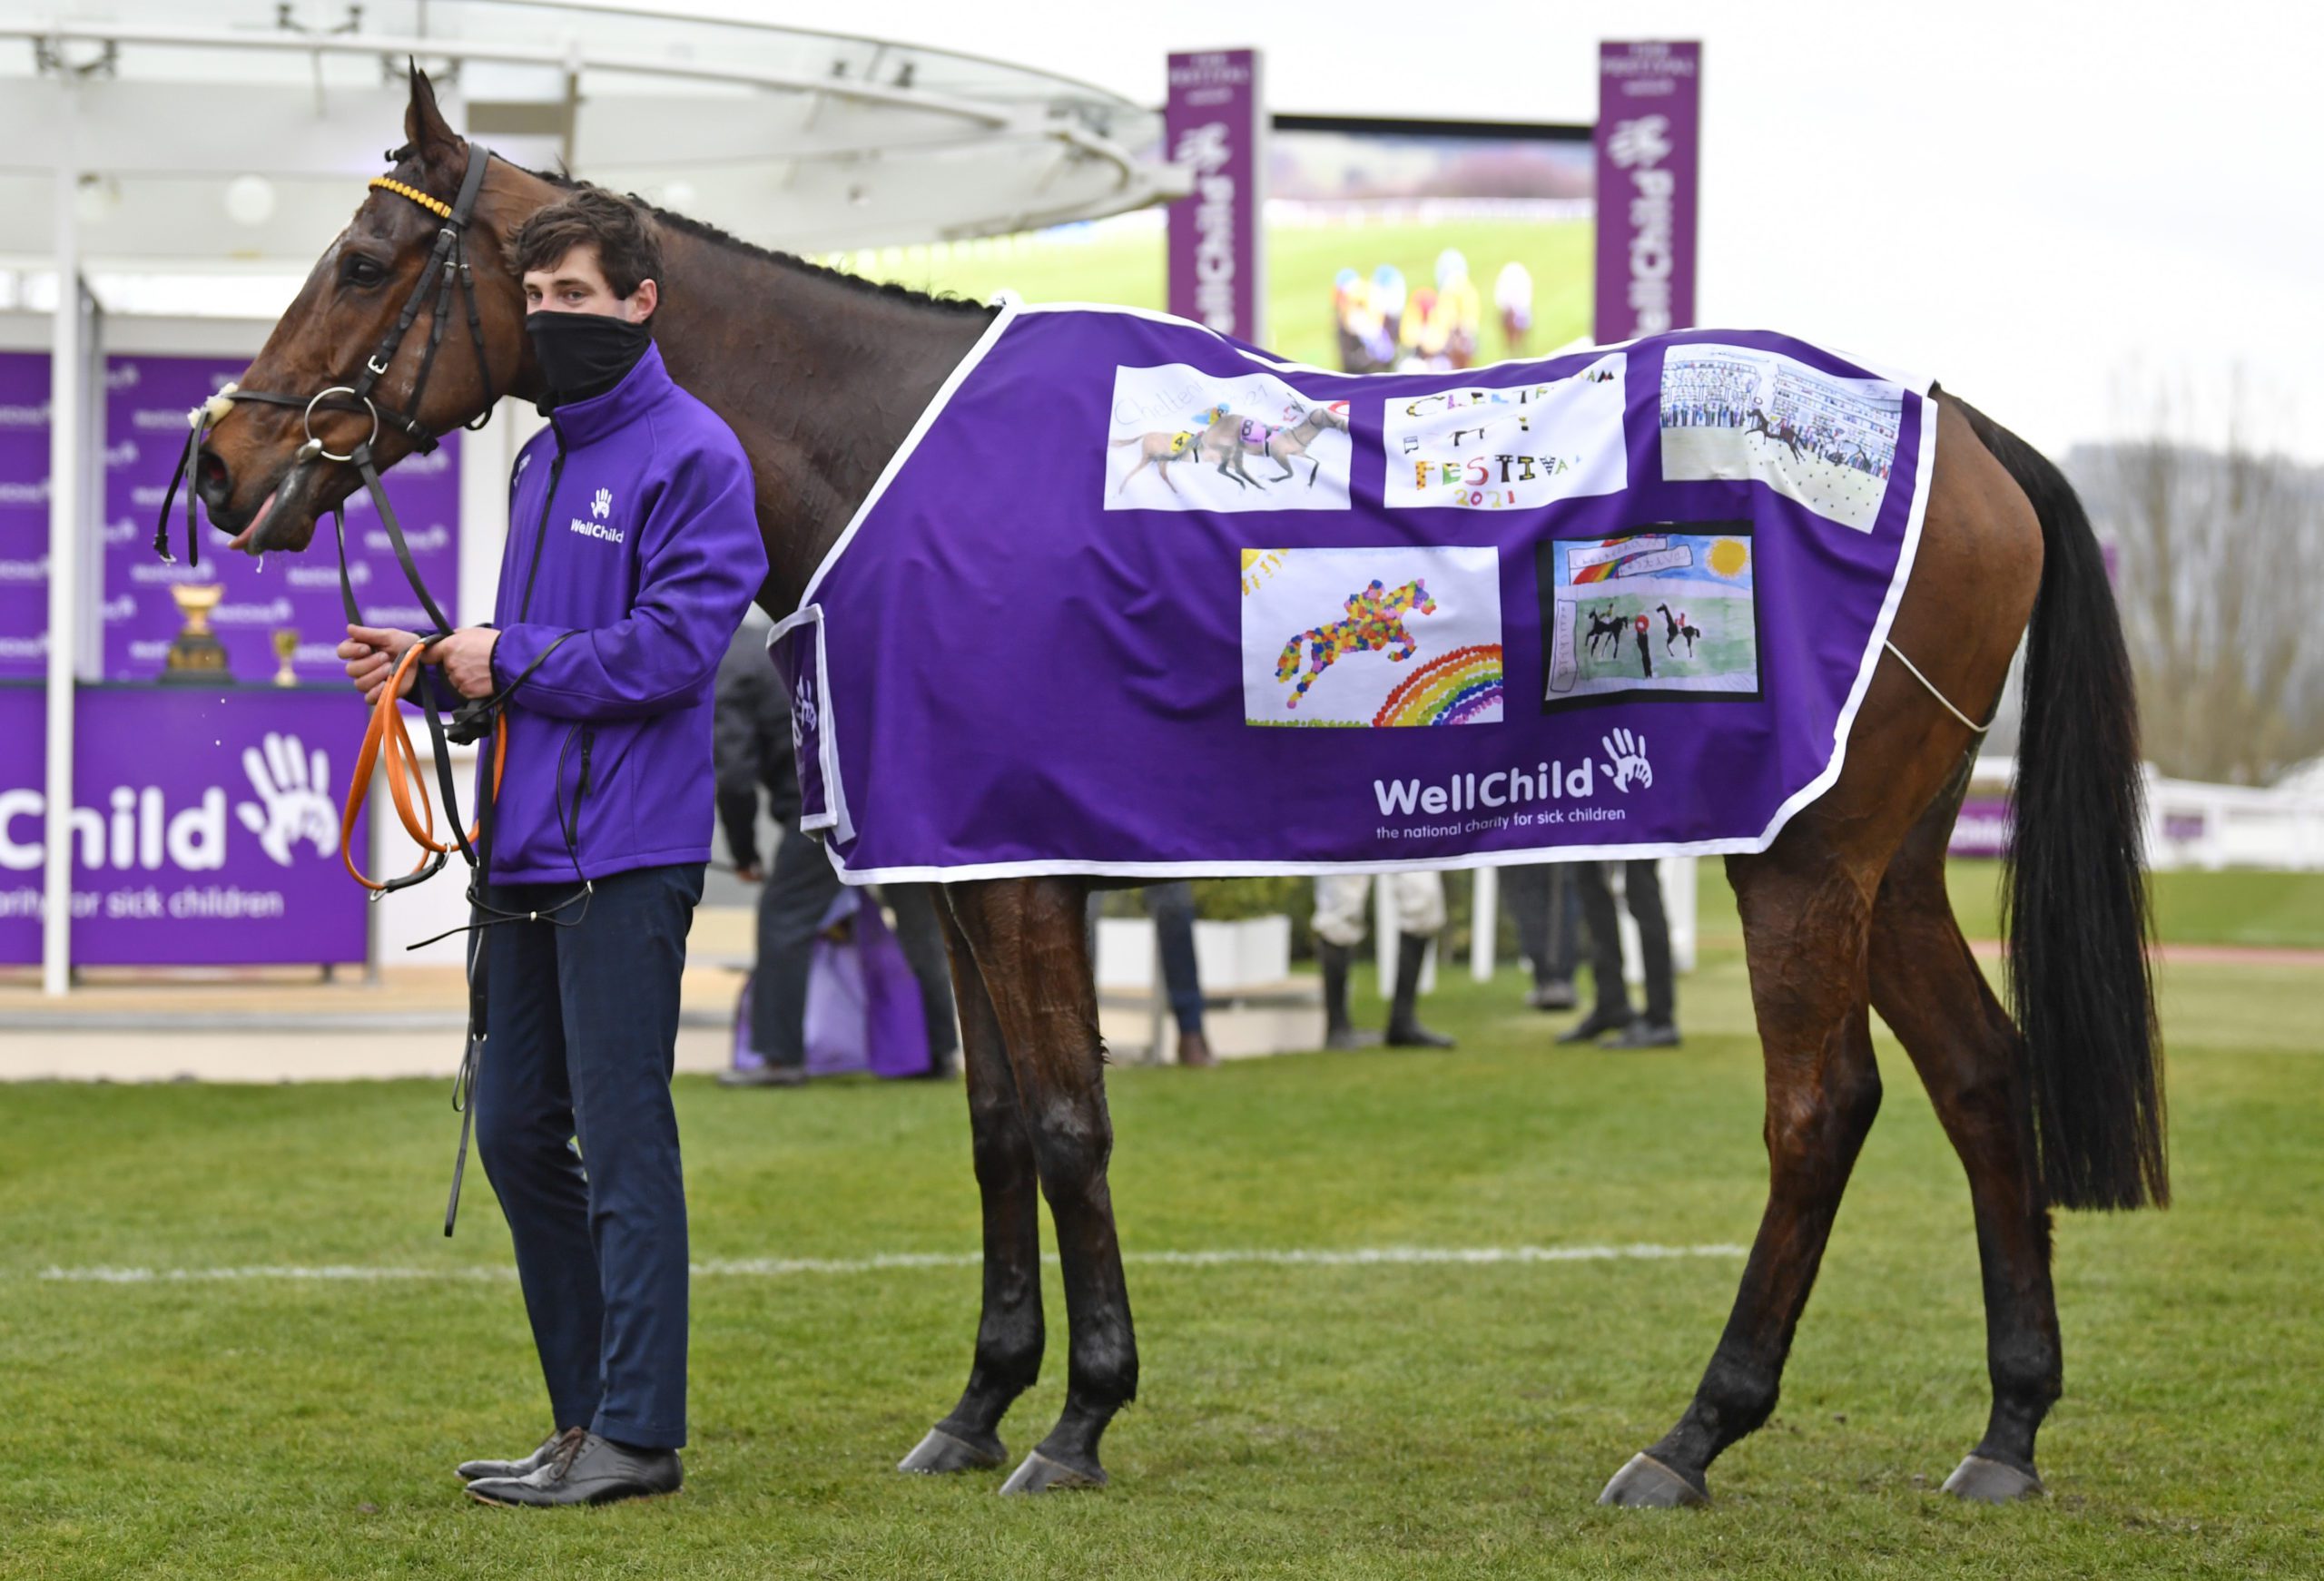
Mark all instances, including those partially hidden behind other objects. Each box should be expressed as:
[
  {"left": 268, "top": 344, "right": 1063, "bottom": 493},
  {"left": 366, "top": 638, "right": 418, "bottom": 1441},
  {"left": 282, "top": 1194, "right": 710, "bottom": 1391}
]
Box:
[{"left": 1959, "top": 399, "right": 2167, "bottom": 1210}]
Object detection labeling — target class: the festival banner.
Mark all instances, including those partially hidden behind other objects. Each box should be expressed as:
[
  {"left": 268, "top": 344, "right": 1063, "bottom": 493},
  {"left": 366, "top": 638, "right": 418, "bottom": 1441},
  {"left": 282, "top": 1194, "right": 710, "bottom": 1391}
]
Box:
[
  {"left": 1949, "top": 795, "right": 2011, "bottom": 859},
  {"left": 0, "top": 685, "right": 369, "bottom": 966},
  {"left": 1593, "top": 40, "right": 1701, "bottom": 345},
  {"left": 1165, "top": 49, "right": 1265, "bottom": 346},
  {"left": 102, "top": 354, "right": 462, "bottom": 683},
  {"left": 0, "top": 352, "right": 51, "bottom": 682}
]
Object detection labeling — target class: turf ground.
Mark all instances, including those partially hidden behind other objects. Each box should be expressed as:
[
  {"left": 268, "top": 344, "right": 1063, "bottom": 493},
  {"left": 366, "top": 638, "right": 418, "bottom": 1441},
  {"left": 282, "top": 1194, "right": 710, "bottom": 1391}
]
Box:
[{"left": 2, "top": 874, "right": 2319, "bottom": 1579}]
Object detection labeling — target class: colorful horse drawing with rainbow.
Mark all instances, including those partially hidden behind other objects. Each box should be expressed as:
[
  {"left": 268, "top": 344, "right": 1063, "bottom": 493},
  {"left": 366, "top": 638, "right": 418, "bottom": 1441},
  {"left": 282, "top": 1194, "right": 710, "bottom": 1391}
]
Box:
[{"left": 1275, "top": 577, "right": 1438, "bottom": 708}]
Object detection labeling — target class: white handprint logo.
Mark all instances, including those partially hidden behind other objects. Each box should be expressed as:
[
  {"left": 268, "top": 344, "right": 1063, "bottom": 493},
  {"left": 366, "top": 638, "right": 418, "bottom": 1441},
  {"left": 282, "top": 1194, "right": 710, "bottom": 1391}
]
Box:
[
  {"left": 1600, "top": 728, "right": 1653, "bottom": 793},
  {"left": 1607, "top": 114, "right": 1673, "bottom": 171},
  {"left": 591, "top": 487, "right": 612, "bottom": 520},
  {"left": 791, "top": 675, "right": 819, "bottom": 758},
  {"left": 235, "top": 732, "right": 340, "bottom": 867}
]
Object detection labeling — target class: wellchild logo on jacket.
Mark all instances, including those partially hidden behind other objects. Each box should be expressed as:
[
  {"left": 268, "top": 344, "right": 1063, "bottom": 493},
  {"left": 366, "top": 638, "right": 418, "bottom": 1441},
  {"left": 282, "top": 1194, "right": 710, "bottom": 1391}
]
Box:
[{"left": 572, "top": 486, "right": 623, "bottom": 544}]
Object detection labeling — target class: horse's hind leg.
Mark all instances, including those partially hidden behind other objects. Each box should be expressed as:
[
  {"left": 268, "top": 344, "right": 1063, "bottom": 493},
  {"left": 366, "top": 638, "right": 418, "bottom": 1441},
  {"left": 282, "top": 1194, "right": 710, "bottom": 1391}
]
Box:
[
  {"left": 947, "top": 877, "right": 1137, "bottom": 1494},
  {"left": 1868, "top": 770, "right": 2057, "bottom": 1503},
  {"left": 1600, "top": 836, "right": 1884, "bottom": 1507},
  {"left": 900, "top": 897, "right": 1043, "bottom": 1475}
]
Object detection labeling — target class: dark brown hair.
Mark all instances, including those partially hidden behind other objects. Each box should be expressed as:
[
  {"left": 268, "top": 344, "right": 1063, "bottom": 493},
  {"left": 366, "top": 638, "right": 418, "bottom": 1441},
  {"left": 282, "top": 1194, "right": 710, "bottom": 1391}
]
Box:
[{"left": 511, "top": 187, "right": 663, "bottom": 307}]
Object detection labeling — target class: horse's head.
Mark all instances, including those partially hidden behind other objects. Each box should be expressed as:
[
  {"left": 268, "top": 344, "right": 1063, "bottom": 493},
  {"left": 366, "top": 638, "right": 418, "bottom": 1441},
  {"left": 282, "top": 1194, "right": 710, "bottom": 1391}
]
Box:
[
  {"left": 1316, "top": 402, "right": 1350, "bottom": 431},
  {"left": 192, "top": 66, "right": 547, "bottom": 555}
]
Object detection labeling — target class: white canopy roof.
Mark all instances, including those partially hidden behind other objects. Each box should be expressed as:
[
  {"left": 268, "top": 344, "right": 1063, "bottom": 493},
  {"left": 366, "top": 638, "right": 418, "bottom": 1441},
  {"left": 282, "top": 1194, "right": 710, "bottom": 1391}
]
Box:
[{"left": 0, "top": 0, "right": 1181, "bottom": 313}]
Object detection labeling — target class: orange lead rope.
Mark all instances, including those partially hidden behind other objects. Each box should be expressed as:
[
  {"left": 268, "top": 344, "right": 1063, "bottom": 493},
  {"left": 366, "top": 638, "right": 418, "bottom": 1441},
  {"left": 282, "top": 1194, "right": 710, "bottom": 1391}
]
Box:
[{"left": 340, "top": 642, "right": 508, "bottom": 890}]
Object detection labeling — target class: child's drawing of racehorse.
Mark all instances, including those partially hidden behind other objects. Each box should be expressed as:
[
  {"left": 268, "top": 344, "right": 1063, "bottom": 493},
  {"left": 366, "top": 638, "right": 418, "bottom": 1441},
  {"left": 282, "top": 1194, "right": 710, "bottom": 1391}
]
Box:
[
  {"left": 1113, "top": 403, "right": 1352, "bottom": 496},
  {"left": 1275, "top": 577, "right": 1438, "bottom": 708}
]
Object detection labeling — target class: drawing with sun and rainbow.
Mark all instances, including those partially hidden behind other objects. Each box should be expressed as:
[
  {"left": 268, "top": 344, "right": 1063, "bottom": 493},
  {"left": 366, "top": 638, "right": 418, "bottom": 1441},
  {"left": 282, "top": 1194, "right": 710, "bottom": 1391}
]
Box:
[{"left": 1536, "top": 525, "right": 1762, "bottom": 709}]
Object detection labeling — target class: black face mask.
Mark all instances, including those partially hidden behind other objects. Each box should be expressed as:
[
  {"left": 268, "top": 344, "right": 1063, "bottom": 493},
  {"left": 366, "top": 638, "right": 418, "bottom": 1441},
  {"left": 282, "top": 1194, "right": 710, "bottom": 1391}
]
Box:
[{"left": 526, "top": 309, "right": 652, "bottom": 408}]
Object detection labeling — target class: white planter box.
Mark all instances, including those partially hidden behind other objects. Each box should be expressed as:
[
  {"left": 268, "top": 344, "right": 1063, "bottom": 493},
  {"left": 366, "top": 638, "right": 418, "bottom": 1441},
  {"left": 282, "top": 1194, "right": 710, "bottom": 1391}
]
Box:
[{"left": 1096, "top": 914, "right": 1292, "bottom": 994}]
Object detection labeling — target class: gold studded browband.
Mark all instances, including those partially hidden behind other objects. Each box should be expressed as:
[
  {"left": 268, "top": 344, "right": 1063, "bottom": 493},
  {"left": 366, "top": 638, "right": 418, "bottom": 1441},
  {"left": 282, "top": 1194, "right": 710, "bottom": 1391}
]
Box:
[{"left": 368, "top": 175, "right": 455, "bottom": 220}]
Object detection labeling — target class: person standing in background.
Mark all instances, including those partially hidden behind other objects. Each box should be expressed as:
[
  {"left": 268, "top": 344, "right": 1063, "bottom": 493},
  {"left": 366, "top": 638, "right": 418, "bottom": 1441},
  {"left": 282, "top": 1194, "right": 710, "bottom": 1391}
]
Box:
[
  {"left": 1502, "top": 862, "right": 1579, "bottom": 1011},
  {"left": 1312, "top": 871, "right": 1454, "bottom": 1051},
  {"left": 711, "top": 619, "right": 960, "bottom": 1086},
  {"left": 1558, "top": 859, "right": 1681, "bottom": 1048}
]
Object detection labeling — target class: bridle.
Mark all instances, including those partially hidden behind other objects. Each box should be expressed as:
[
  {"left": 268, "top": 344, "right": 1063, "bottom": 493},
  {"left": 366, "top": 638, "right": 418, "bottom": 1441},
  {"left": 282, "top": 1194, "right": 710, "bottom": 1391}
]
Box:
[
  {"left": 153, "top": 136, "right": 510, "bottom": 902},
  {"left": 149, "top": 137, "right": 533, "bottom": 1236},
  {"left": 153, "top": 138, "right": 498, "bottom": 632}
]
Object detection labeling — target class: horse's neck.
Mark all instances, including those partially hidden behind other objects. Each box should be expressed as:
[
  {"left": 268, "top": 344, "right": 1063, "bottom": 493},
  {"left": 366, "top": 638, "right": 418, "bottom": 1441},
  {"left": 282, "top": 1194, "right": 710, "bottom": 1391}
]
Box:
[{"left": 646, "top": 230, "right": 993, "bottom": 614}]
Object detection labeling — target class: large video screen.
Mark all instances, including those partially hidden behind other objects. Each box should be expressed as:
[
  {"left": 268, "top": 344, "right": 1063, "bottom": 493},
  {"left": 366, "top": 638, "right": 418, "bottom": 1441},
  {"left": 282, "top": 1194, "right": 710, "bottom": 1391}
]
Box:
[{"left": 842, "top": 113, "right": 1592, "bottom": 368}]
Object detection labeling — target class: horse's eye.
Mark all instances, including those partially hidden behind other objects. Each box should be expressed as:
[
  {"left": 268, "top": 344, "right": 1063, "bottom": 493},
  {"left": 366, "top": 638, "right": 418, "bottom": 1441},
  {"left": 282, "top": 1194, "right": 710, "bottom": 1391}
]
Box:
[{"left": 342, "top": 256, "right": 385, "bottom": 289}]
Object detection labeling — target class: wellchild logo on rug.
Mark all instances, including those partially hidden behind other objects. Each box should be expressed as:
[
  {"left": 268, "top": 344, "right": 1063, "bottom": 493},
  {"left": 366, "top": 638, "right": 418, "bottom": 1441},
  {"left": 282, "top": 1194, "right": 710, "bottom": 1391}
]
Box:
[{"left": 1371, "top": 731, "right": 1653, "bottom": 836}]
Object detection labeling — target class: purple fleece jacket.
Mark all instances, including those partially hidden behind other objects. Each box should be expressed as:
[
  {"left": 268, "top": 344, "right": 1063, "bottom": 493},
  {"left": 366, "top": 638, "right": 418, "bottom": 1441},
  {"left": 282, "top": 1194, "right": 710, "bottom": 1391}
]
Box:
[{"left": 483, "top": 340, "right": 765, "bottom": 883}]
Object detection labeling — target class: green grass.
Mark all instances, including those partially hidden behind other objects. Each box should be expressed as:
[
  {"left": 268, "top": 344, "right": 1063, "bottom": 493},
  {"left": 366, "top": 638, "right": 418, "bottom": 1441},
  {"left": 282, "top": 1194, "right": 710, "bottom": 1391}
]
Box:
[
  {"left": 842, "top": 217, "right": 1595, "bottom": 371},
  {"left": 1691, "top": 861, "right": 2324, "bottom": 952},
  {"left": 2, "top": 936, "right": 2319, "bottom": 1577}
]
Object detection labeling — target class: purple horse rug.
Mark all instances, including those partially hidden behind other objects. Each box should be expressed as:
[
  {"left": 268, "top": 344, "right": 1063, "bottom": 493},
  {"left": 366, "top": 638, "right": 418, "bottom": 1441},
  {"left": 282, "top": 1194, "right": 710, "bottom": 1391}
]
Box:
[{"left": 771, "top": 301, "right": 1936, "bottom": 882}]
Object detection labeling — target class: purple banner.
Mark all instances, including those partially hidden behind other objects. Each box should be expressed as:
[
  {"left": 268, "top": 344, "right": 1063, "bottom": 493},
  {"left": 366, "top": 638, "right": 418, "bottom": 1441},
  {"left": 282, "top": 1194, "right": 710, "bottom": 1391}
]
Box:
[
  {"left": 103, "top": 354, "right": 462, "bottom": 683},
  {"left": 0, "top": 351, "right": 51, "bottom": 682},
  {"left": 1949, "top": 795, "right": 2011, "bottom": 858},
  {"left": 1593, "top": 41, "right": 1701, "bottom": 345},
  {"left": 0, "top": 685, "right": 370, "bottom": 966},
  {"left": 1166, "top": 48, "right": 1265, "bottom": 346}
]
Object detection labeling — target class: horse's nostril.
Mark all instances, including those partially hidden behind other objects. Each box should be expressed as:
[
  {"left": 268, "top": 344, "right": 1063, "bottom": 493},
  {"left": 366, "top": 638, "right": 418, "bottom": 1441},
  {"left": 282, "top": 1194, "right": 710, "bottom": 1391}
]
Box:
[{"left": 193, "top": 447, "right": 231, "bottom": 510}]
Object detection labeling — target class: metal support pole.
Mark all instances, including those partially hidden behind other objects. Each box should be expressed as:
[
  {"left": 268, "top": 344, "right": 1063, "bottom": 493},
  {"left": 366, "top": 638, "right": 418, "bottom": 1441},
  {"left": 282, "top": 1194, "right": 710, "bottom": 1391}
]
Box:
[
  {"left": 1470, "top": 864, "right": 1496, "bottom": 981},
  {"left": 41, "top": 80, "right": 80, "bottom": 997}
]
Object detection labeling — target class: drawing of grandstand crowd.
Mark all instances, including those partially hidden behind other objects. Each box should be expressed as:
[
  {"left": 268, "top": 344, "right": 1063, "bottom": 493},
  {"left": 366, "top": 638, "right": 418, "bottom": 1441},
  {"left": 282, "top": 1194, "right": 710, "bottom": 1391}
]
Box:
[{"left": 1657, "top": 346, "right": 1905, "bottom": 532}]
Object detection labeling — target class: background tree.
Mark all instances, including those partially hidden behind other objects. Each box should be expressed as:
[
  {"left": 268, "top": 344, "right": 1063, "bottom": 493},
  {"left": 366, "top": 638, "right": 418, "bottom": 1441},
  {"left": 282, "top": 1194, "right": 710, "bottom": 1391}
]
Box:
[{"left": 2062, "top": 382, "right": 2324, "bottom": 786}]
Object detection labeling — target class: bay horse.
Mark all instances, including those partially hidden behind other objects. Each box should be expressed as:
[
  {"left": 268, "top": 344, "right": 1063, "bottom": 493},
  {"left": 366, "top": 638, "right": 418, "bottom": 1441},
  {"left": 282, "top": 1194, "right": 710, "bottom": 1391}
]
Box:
[{"left": 189, "top": 70, "right": 2164, "bottom": 1507}]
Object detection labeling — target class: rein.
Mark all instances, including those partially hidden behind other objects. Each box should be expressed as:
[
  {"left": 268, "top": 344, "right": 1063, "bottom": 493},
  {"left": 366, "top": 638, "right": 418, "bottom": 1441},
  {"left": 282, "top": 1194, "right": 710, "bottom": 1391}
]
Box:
[{"left": 151, "top": 138, "right": 527, "bottom": 1236}]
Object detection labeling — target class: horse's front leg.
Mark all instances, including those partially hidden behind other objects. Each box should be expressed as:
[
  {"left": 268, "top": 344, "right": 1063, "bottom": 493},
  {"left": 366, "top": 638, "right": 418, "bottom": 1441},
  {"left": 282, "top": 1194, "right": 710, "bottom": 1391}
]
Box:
[
  {"left": 900, "top": 895, "right": 1044, "bottom": 1475},
  {"left": 1601, "top": 842, "right": 1882, "bottom": 1507},
  {"left": 1267, "top": 443, "right": 1298, "bottom": 481},
  {"left": 948, "top": 877, "right": 1137, "bottom": 1494}
]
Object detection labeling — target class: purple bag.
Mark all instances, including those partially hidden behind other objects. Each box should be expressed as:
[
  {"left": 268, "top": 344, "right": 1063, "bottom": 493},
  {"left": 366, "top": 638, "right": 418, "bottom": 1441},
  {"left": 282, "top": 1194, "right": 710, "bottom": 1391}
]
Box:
[{"left": 731, "top": 890, "right": 931, "bottom": 1080}]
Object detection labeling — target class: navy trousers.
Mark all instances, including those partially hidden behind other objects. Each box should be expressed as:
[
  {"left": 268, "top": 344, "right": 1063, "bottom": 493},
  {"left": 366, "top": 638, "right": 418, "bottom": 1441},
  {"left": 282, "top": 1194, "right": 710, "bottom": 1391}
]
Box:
[{"left": 475, "top": 861, "right": 704, "bottom": 1450}]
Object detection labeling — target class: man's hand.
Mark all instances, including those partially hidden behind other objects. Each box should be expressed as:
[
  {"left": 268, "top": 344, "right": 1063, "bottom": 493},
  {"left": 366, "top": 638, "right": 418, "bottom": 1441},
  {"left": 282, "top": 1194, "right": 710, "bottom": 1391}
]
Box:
[
  {"left": 340, "top": 624, "right": 421, "bottom": 706},
  {"left": 734, "top": 863, "right": 764, "bottom": 883},
  {"left": 428, "top": 627, "right": 501, "bottom": 700}
]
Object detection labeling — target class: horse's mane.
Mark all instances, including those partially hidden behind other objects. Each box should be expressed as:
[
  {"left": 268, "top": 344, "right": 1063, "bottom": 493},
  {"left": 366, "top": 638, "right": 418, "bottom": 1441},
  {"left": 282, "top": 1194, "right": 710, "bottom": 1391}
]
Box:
[{"left": 518, "top": 161, "right": 997, "bottom": 320}]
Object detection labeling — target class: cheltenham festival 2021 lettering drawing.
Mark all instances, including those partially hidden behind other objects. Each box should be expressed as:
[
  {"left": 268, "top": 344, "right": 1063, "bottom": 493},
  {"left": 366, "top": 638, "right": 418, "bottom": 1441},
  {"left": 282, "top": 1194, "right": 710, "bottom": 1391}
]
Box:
[
  {"left": 1537, "top": 525, "right": 1761, "bottom": 710},
  {"left": 1659, "top": 345, "right": 1903, "bottom": 533},
  {"left": 1240, "top": 545, "right": 1503, "bottom": 727},
  {"left": 1382, "top": 354, "right": 1630, "bottom": 512}
]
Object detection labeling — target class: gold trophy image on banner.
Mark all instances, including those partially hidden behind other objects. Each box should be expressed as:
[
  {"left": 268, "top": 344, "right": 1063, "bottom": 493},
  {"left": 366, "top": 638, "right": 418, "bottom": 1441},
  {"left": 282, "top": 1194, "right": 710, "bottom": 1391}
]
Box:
[
  {"left": 271, "top": 627, "right": 300, "bottom": 687},
  {"left": 160, "top": 580, "right": 230, "bottom": 683}
]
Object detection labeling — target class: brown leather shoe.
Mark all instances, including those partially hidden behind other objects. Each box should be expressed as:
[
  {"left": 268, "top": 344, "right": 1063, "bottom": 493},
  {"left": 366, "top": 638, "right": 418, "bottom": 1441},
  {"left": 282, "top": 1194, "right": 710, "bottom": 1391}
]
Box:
[{"left": 1176, "top": 1028, "right": 1217, "bottom": 1067}]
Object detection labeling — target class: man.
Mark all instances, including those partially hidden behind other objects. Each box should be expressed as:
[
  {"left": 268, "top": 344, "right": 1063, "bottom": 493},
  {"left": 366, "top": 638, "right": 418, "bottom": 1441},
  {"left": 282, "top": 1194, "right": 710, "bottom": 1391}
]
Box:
[
  {"left": 1312, "top": 870, "right": 1454, "bottom": 1051},
  {"left": 338, "top": 187, "right": 764, "bottom": 1507},
  {"left": 710, "top": 618, "right": 962, "bottom": 1086},
  {"left": 1558, "top": 859, "right": 1682, "bottom": 1049}
]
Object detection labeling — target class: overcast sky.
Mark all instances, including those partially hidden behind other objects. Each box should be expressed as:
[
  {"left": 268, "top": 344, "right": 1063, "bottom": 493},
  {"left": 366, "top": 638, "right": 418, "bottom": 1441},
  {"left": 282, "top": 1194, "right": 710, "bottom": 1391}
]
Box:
[{"left": 719, "top": 0, "right": 2316, "bottom": 463}]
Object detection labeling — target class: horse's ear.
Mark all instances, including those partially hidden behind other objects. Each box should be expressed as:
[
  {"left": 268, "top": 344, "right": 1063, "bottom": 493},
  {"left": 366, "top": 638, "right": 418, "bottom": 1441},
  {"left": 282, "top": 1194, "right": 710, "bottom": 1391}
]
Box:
[{"left": 403, "top": 60, "right": 461, "bottom": 166}]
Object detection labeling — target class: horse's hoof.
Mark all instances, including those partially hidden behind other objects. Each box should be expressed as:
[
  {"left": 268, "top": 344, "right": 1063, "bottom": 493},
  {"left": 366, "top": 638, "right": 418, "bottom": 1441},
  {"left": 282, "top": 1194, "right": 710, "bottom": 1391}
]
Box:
[
  {"left": 1597, "top": 1452, "right": 1709, "bottom": 1508},
  {"left": 1941, "top": 1454, "right": 2044, "bottom": 1503},
  {"left": 898, "top": 1428, "right": 1007, "bottom": 1475},
  {"left": 998, "top": 1449, "right": 1108, "bottom": 1495}
]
